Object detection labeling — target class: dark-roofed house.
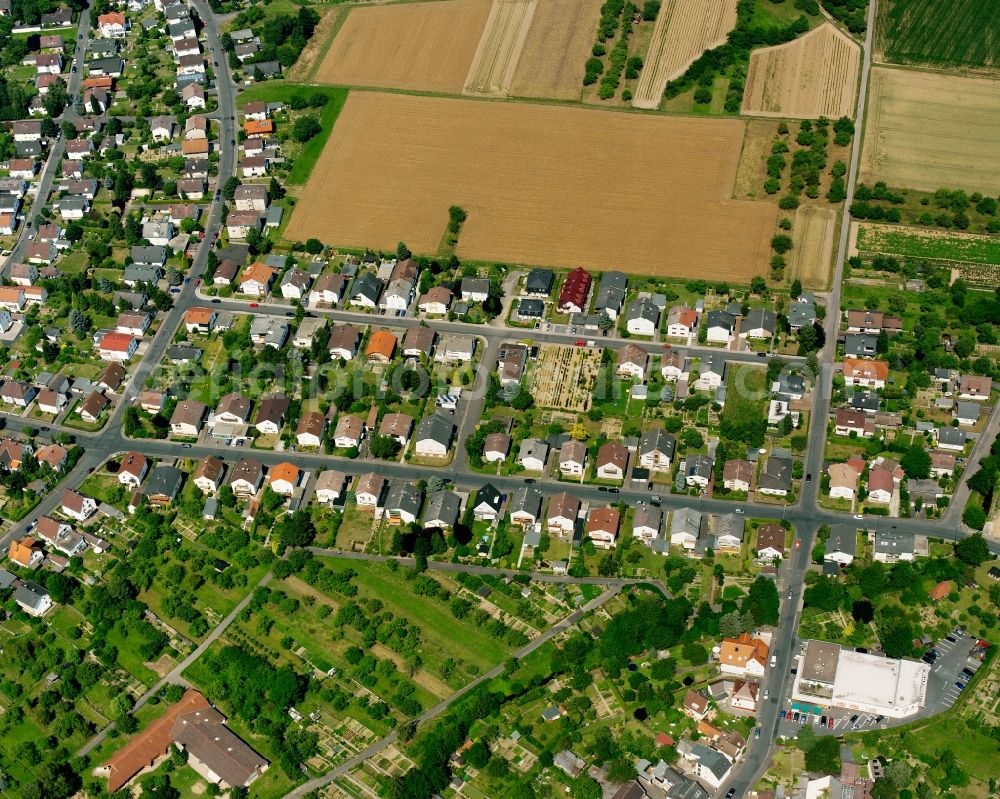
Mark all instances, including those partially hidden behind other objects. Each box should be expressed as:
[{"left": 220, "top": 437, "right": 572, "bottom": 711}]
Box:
[
  {"left": 473, "top": 483, "right": 503, "bottom": 522},
  {"left": 825, "top": 527, "right": 856, "bottom": 565},
  {"left": 383, "top": 483, "right": 423, "bottom": 525},
  {"left": 414, "top": 414, "right": 454, "bottom": 456},
  {"left": 758, "top": 455, "right": 792, "bottom": 496},
  {"left": 254, "top": 394, "right": 289, "bottom": 434},
  {"left": 424, "top": 491, "right": 461, "bottom": 530},
  {"left": 638, "top": 428, "right": 676, "bottom": 472},
  {"left": 755, "top": 523, "right": 786, "bottom": 560},
  {"left": 144, "top": 466, "right": 183, "bottom": 504},
  {"left": 508, "top": 486, "right": 543, "bottom": 527},
  {"left": 594, "top": 271, "right": 627, "bottom": 319},
  {"left": 14, "top": 580, "right": 52, "bottom": 616},
  {"left": 524, "top": 268, "right": 554, "bottom": 297}
]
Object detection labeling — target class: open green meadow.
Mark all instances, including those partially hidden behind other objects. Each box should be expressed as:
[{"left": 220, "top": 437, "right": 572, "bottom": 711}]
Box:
[{"left": 876, "top": 0, "right": 1000, "bottom": 70}]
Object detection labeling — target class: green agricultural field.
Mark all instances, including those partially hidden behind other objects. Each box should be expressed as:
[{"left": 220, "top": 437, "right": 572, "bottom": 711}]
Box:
[
  {"left": 855, "top": 223, "right": 1000, "bottom": 286},
  {"left": 876, "top": 0, "right": 1000, "bottom": 69}
]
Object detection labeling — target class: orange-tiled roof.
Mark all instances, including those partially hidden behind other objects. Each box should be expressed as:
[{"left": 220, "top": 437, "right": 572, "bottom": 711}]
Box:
[
  {"left": 719, "top": 632, "right": 769, "bottom": 668},
  {"left": 269, "top": 461, "right": 300, "bottom": 486},
  {"left": 8, "top": 535, "right": 39, "bottom": 567},
  {"left": 99, "top": 331, "right": 135, "bottom": 352},
  {"left": 101, "top": 690, "right": 210, "bottom": 793},
  {"left": 843, "top": 358, "right": 889, "bottom": 381},
  {"left": 185, "top": 307, "right": 214, "bottom": 325},
  {"left": 366, "top": 330, "right": 397, "bottom": 360},
  {"left": 243, "top": 119, "right": 274, "bottom": 136},
  {"left": 181, "top": 139, "right": 209, "bottom": 155},
  {"left": 98, "top": 11, "right": 125, "bottom": 25},
  {"left": 929, "top": 580, "right": 952, "bottom": 602},
  {"left": 238, "top": 261, "right": 276, "bottom": 286},
  {"left": 82, "top": 76, "right": 114, "bottom": 89}
]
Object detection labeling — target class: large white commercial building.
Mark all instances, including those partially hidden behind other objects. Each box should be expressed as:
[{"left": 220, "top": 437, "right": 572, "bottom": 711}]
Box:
[{"left": 792, "top": 640, "right": 929, "bottom": 719}]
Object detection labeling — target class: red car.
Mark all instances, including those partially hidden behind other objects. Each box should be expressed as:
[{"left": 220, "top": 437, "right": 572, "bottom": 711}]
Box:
[
  {"left": 249, "top": 302, "right": 259, "bottom": 308},
  {"left": 794, "top": 539, "right": 801, "bottom": 549},
  {"left": 575, "top": 340, "right": 585, "bottom": 346}
]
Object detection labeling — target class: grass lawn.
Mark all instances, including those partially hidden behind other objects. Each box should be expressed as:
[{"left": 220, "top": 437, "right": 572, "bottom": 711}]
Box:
[
  {"left": 104, "top": 625, "right": 159, "bottom": 686},
  {"left": 319, "top": 559, "right": 510, "bottom": 673}
]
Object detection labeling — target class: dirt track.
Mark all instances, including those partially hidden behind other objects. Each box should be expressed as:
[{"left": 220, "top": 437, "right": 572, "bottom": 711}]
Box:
[{"left": 286, "top": 92, "right": 776, "bottom": 279}]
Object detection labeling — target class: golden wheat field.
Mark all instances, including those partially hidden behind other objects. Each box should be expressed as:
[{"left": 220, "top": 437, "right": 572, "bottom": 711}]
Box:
[
  {"left": 508, "top": 0, "right": 604, "bottom": 100},
  {"left": 742, "top": 22, "right": 860, "bottom": 118},
  {"left": 313, "top": 0, "right": 491, "bottom": 93},
  {"left": 463, "top": 0, "right": 537, "bottom": 96},
  {"left": 861, "top": 67, "right": 1000, "bottom": 194},
  {"left": 286, "top": 92, "right": 777, "bottom": 279},
  {"left": 632, "top": 0, "right": 738, "bottom": 109},
  {"left": 789, "top": 204, "right": 836, "bottom": 290}
]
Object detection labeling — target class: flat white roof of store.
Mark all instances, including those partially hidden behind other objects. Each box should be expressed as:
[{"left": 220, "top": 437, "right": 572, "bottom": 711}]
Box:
[{"left": 832, "top": 649, "right": 928, "bottom": 715}]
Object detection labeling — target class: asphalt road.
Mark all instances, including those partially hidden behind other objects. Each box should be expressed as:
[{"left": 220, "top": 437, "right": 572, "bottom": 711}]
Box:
[
  {"left": 720, "top": 2, "right": 881, "bottom": 794},
  {"left": 198, "top": 292, "right": 800, "bottom": 367},
  {"left": 5, "top": 7, "right": 92, "bottom": 272}
]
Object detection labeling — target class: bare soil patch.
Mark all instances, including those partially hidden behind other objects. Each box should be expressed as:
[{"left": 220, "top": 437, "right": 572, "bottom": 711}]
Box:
[
  {"left": 464, "top": 0, "right": 537, "bottom": 96},
  {"left": 287, "top": 92, "right": 776, "bottom": 279},
  {"left": 314, "top": 0, "right": 491, "bottom": 93},
  {"left": 742, "top": 22, "right": 860, "bottom": 119},
  {"left": 632, "top": 0, "right": 738, "bottom": 109},
  {"left": 860, "top": 67, "right": 1000, "bottom": 194},
  {"left": 789, "top": 204, "right": 836, "bottom": 290},
  {"left": 509, "top": 0, "right": 603, "bottom": 100}
]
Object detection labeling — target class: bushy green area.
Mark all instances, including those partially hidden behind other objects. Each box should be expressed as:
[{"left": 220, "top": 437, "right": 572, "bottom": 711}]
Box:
[
  {"left": 856, "top": 224, "right": 1000, "bottom": 266},
  {"left": 877, "top": 0, "right": 1000, "bottom": 69}
]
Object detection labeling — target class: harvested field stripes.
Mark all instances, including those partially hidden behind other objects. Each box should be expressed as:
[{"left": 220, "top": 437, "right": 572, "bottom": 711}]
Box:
[
  {"left": 509, "top": 0, "right": 604, "bottom": 100},
  {"left": 632, "top": 0, "right": 738, "bottom": 109},
  {"left": 742, "top": 23, "right": 860, "bottom": 119},
  {"left": 861, "top": 68, "right": 1000, "bottom": 194},
  {"left": 788, "top": 204, "right": 835, "bottom": 290},
  {"left": 287, "top": 92, "right": 777, "bottom": 280},
  {"left": 464, "top": 0, "right": 537, "bottom": 96},
  {"left": 313, "top": 0, "right": 491, "bottom": 93}
]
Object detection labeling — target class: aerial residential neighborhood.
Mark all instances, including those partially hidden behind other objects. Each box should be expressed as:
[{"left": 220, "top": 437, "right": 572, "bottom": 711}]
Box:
[{"left": 0, "top": 0, "right": 996, "bottom": 798}]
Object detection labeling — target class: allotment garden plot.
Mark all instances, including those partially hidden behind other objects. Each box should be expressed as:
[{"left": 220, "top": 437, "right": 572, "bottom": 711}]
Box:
[
  {"left": 632, "top": 0, "right": 738, "bottom": 109},
  {"left": 742, "top": 22, "right": 860, "bottom": 119},
  {"left": 313, "top": 0, "right": 491, "bottom": 93},
  {"left": 529, "top": 345, "right": 603, "bottom": 412},
  {"left": 861, "top": 67, "right": 1000, "bottom": 195},
  {"left": 854, "top": 222, "right": 1000, "bottom": 288},
  {"left": 286, "top": 92, "right": 777, "bottom": 278}
]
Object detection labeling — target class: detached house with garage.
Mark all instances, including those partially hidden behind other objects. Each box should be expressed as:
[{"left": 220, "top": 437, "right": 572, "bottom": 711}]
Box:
[{"left": 586, "top": 507, "right": 620, "bottom": 549}]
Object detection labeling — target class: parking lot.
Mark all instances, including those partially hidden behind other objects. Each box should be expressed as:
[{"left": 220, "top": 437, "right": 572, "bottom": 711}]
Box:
[
  {"left": 922, "top": 628, "right": 982, "bottom": 714},
  {"left": 774, "top": 629, "right": 984, "bottom": 739}
]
